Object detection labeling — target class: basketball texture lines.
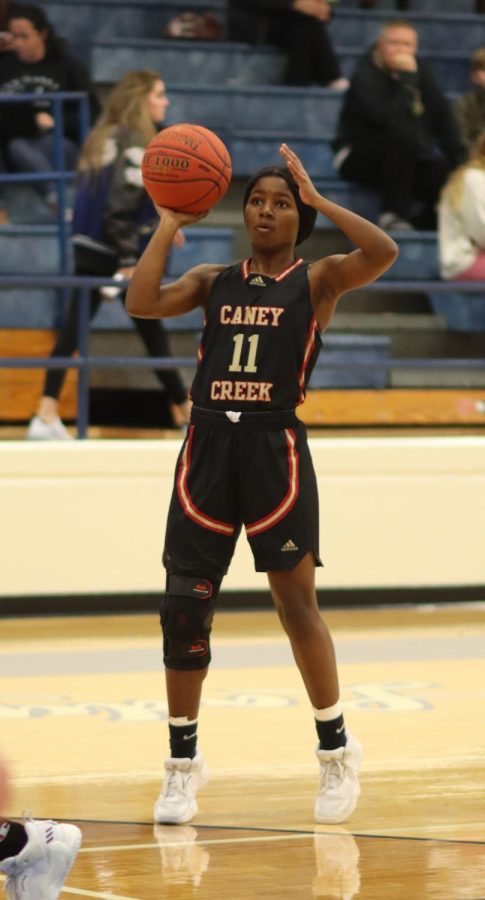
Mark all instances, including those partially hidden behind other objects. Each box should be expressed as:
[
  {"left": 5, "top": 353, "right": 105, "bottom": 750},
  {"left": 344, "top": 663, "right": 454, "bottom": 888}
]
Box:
[{"left": 142, "top": 123, "right": 232, "bottom": 213}]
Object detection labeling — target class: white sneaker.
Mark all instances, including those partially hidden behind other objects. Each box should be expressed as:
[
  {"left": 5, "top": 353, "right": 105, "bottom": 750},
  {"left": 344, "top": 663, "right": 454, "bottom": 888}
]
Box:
[
  {"left": 154, "top": 753, "right": 209, "bottom": 825},
  {"left": 0, "top": 818, "right": 82, "bottom": 899},
  {"left": 314, "top": 734, "right": 363, "bottom": 824},
  {"left": 26, "top": 416, "right": 73, "bottom": 441}
]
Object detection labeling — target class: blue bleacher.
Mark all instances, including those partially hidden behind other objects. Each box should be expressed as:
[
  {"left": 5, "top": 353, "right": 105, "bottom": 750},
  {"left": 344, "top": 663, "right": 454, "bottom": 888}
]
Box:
[
  {"left": 309, "top": 334, "right": 391, "bottom": 389},
  {"left": 87, "top": 39, "right": 474, "bottom": 93}
]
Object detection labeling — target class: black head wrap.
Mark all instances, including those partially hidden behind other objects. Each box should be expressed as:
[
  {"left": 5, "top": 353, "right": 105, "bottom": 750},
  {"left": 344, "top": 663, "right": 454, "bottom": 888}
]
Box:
[{"left": 243, "top": 166, "right": 317, "bottom": 246}]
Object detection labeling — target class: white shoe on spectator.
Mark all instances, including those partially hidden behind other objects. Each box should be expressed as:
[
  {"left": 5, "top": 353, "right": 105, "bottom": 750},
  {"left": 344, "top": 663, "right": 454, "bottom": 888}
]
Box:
[
  {"left": 378, "top": 212, "right": 414, "bottom": 231},
  {"left": 26, "top": 415, "right": 73, "bottom": 441},
  {"left": 314, "top": 734, "right": 363, "bottom": 824},
  {"left": 327, "top": 77, "right": 350, "bottom": 91},
  {"left": 0, "top": 818, "right": 82, "bottom": 899},
  {"left": 154, "top": 753, "right": 209, "bottom": 825}
]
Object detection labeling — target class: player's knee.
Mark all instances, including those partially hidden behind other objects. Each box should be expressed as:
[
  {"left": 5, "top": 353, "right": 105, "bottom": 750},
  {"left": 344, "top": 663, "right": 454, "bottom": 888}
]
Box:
[{"left": 160, "top": 573, "right": 221, "bottom": 671}]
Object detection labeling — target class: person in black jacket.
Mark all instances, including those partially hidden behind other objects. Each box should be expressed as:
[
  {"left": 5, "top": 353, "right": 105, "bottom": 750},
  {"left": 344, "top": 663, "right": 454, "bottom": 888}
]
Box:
[
  {"left": 0, "top": 3, "right": 98, "bottom": 210},
  {"left": 227, "top": 0, "right": 349, "bottom": 90},
  {"left": 333, "top": 19, "right": 465, "bottom": 230}
]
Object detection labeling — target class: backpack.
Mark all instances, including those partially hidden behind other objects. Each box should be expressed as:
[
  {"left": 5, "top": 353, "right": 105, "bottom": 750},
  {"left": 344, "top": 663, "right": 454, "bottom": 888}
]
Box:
[{"left": 71, "top": 167, "right": 119, "bottom": 276}]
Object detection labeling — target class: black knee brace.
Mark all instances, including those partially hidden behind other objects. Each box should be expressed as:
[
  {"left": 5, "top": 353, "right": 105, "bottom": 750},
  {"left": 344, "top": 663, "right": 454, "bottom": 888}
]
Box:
[{"left": 160, "top": 573, "right": 220, "bottom": 670}]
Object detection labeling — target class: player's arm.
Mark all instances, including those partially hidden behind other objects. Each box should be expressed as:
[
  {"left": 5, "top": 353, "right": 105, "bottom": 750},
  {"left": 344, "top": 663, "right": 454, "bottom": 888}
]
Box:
[
  {"left": 125, "top": 207, "right": 222, "bottom": 319},
  {"left": 280, "top": 143, "right": 399, "bottom": 331}
]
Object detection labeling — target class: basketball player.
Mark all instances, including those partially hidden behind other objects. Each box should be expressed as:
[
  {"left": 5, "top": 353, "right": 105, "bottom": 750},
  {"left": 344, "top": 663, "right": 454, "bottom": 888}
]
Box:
[
  {"left": 0, "top": 756, "right": 82, "bottom": 898},
  {"left": 126, "top": 144, "right": 398, "bottom": 825}
]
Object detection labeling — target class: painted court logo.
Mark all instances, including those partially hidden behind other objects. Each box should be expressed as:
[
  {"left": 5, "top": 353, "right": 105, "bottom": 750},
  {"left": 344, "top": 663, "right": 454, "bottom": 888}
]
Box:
[{"left": 281, "top": 539, "right": 298, "bottom": 552}]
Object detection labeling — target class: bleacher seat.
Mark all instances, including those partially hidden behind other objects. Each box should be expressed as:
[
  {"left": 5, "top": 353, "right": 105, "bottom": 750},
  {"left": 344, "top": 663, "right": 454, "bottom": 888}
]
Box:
[
  {"left": 309, "top": 334, "right": 391, "bottom": 389},
  {"left": 87, "top": 38, "right": 473, "bottom": 92},
  {"left": 428, "top": 293, "right": 485, "bottom": 332},
  {"left": 381, "top": 233, "right": 440, "bottom": 281}
]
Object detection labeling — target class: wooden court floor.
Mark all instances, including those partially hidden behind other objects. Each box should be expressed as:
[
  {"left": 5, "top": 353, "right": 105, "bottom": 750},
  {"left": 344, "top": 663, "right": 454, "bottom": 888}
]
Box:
[{"left": 1, "top": 604, "right": 485, "bottom": 899}]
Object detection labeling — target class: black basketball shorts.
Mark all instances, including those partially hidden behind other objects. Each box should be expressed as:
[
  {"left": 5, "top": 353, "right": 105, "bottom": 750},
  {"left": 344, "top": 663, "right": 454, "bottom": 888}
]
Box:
[{"left": 163, "top": 407, "right": 323, "bottom": 578}]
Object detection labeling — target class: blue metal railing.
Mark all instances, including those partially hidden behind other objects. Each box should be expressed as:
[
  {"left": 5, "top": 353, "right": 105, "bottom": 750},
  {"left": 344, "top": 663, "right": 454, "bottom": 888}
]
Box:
[
  {"left": 1, "top": 275, "right": 485, "bottom": 438},
  {"left": 0, "top": 91, "right": 90, "bottom": 272}
]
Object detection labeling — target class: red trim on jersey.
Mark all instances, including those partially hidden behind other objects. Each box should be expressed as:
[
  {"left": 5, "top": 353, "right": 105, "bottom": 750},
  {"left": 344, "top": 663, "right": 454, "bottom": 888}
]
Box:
[
  {"left": 245, "top": 429, "right": 299, "bottom": 536},
  {"left": 297, "top": 316, "right": 319, "bottom": 404},
  {"left": 241, "top": 258, "right": 304, "bottom": 282},
  {"left": 177, "top": 427, "right": 235, "bottom": 535}
]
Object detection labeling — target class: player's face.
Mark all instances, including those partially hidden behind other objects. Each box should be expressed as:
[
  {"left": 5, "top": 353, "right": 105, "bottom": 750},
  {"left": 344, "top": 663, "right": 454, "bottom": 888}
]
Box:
[
  {"left": 9, "top": 18, "right": 47, "bottom": 62},
  {"left": 147, "top": 79, "right": 169, "bottom": 125},
  {"left": 244, "top": 176, "right": 299, "bottom": 247}
]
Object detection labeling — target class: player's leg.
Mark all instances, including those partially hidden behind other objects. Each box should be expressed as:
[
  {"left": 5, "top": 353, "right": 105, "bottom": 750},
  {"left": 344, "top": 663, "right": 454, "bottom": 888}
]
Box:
[
  {"left": 268, "top": 554, "right": 362, "bottom": 824},
  {"left": 154, "top": 424, "right": 240, "bottom": 824},
  {"left": 243, "top": 423, "right": 362, "bottom": 824},
  {"left": 268, "top": 551, "right": 339, "bottom": 708}
]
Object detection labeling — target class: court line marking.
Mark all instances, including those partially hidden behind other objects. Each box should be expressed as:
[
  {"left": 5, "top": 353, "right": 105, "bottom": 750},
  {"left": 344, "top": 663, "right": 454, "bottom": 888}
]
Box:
[
  {"left": 79, "top": 833, "right": 312, "bottom": 854},
  {"left": 62, "top": 890, "right": 141, "bottom": 899},
  {"left": 0, "top": 878, "right": 140, "bottom": 900}
]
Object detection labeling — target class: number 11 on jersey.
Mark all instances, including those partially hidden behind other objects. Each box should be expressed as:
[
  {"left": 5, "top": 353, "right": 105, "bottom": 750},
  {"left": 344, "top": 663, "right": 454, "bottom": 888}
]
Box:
[{"left": 229, "top": 333, "right": 259, "bottom": 373}]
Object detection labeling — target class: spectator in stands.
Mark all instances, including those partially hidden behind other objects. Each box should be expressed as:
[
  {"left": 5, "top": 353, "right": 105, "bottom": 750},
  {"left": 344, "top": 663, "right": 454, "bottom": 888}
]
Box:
[
  {"left": 0, "top": 754, "right": 82, "bottom": 897},
  {"left": 333, "top": 19, "right": 465, "bottom": 231},
  {"left": 0, "top": 3, "right": 98, "bottom": 213},
  {"left": 0, "top": 0, "right": 12, "bottom": 219},
  {"left": 27, "top": 69, "right": 191, "bottom": 440},
  {"left": 0, "top": 1, "right": 13, "bottom": 52},
  {"left": 438, "top": 131, "right": 485, "bottom": 281},
  {"left": 227, "top": 0, "right": 349, "bottom": 91},
  {"left": 454, "top": 48, "right": 485, "bottom": 151}
]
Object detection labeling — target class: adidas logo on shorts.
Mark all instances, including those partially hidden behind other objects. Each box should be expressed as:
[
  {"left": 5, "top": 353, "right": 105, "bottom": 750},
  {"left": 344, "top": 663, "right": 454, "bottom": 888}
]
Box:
[{"left": 281, "top": 539, "right": 299, "bottom": 552}]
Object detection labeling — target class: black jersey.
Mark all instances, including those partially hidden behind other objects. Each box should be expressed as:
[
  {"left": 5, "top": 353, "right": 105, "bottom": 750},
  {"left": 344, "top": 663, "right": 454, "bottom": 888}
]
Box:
[{"left": 190, "top": 258, "right": 322, "bottom": 411}]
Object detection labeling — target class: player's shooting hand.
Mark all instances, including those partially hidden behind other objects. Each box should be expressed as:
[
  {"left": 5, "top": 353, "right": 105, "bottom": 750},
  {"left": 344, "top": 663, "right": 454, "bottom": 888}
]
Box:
[
  {"left": 279, "top": 143, "right": 321, "bottom": 208},
  {"left": 154, "top": 204, "right": 207, "bottom": 230}
]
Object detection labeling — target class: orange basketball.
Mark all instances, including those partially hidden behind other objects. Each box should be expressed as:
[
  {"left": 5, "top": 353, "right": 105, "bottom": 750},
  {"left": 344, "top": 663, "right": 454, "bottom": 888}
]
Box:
[{"left": 141, "top": 123, "right": 231, "bottom": 214}]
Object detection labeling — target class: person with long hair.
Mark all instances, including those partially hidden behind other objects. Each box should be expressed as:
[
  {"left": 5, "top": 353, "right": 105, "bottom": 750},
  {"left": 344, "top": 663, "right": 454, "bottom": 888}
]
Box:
[
  {"left": 27, "top": 69, "right": 190, "bottom": 439},
  {"left": 126, "top": 144, "right": 397, "bottom": 826},
  {"left": 438, "top": 132, "right": 485, "bottom": 281},
  {"left": 0, "top": 2, "right": 98, "bottom": 211}
]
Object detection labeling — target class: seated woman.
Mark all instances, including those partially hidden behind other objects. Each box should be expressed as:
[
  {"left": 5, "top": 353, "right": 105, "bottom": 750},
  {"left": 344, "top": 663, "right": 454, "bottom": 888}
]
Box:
[
  {"left": 438, "top": 132, "right": 485, "bottom": 281},
  {"left": 0, "top": 2, "right": 98, "bottom": 213}
]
